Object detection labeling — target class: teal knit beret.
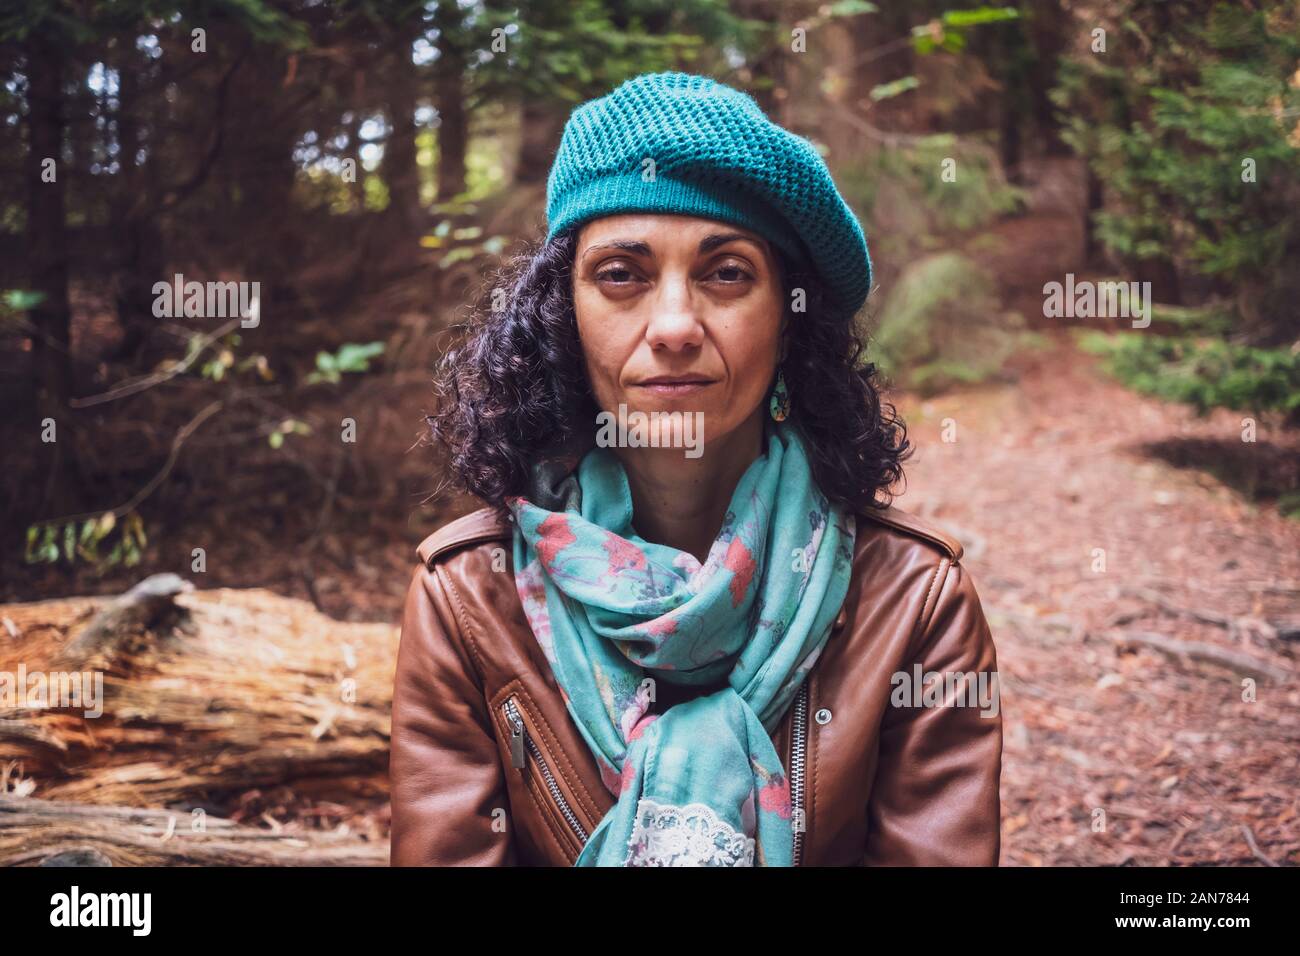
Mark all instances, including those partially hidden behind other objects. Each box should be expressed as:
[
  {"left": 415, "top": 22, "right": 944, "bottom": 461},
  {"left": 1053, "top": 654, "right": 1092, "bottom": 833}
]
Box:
[{"left": 545, "top": 71, "right": 872, "bottom": 318}]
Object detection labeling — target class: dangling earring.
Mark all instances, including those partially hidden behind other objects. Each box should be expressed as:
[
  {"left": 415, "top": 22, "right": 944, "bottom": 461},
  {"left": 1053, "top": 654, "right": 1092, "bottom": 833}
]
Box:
[{"left": 769, "top": 369, "right": 790, "bottom": 422}]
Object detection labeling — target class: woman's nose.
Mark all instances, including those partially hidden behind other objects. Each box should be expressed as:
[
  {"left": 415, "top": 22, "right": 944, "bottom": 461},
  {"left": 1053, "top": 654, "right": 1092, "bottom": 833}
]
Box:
[{"left": 644, "top": 276, "right": 705, "bottom": 351}]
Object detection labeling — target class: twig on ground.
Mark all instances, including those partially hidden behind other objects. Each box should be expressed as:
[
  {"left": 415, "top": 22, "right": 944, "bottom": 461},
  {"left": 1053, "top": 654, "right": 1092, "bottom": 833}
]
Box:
[
  {"left": 1240, "top": 825, "right": 1280, "bottom": 867},
  {"left": 33, "top": 401, "right": 224, "bottom": 527},
  {"left": 70, "top": 320, "right": 240, "bottom": 408},
  {"left": 1100, "top": 629, "right": 1291, "bottom": 684}
]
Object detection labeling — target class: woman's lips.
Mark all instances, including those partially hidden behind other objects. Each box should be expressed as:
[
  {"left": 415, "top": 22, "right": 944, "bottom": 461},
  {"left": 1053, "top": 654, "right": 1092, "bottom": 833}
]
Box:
[{"left": 633, "top": 379, "right": 717, "bottom": 396}]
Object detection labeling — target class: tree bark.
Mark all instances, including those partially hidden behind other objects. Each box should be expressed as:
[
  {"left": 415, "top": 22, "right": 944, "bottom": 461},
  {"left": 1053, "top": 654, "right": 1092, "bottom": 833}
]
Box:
[
  {"left": 515, "top": 97, "right": 564, "bottom": 186},
  {"left": 1025, "top": 0, "right": 1070, "bottom": 155},
  {"left": 0, "top": 581, "right": 395, "bottom": 812},
  {"left": 23, "top": 31, "right": 73, "bottom": 415},
  {"left": 225, "top": 43, "right": 299, "bottom": 279},
  {"left": 110, "top": 40, "right": 166, "bottom": 362},
  {"left": 347, "top": 107, "right": 366, "bottom": 208},
  {"left": 0, "top": 797, "right": 387, "bottom": 866},
  {"left": 383, "top": 23, "right": 424, "bottom": 237},
  {"left": 433, "top": 1, "right": 468, "bottom": 202}
]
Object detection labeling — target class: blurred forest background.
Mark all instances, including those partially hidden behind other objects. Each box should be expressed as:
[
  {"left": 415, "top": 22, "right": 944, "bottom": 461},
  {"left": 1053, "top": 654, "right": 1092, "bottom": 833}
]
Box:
[{"left": 1, "top": 0, "right": 1298, "bottom": 866}]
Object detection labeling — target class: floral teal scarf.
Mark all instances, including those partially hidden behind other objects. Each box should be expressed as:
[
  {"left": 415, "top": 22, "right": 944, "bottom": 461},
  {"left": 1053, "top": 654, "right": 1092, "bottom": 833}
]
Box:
[{"left": 506, "top": 419, "right": 855, "bottom": 866}]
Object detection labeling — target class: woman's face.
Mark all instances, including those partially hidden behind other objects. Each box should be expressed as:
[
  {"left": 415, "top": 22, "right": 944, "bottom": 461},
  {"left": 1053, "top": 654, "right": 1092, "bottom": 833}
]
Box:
[{"left": 572, "top": 213, "right": 785, "bottom": 453}]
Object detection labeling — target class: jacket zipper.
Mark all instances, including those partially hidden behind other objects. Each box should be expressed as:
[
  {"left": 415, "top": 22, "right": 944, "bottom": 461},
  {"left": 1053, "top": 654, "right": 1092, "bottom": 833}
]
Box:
[
  {"left": 503, "top": 696, "right": 589, "bottom": 846},
  {"left": 790, "top": 681, "right": 809, "bottom": 866},
  {"left": 504, "top": 689, "right": 806, "bottom": 864}
]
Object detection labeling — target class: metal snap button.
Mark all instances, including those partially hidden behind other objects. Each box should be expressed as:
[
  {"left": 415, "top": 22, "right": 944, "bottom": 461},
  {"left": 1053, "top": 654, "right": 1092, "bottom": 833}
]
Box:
[{"left": 814, "top": 708, "right": 832, "bottom": 725}]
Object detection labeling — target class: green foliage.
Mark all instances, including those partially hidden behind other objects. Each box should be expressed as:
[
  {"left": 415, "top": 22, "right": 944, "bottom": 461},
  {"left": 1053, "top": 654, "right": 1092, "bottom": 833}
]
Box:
[
  {"left": 1053, "top": 1, "right": 1300, "bottom": 326},
  {"left": 1056, "top": 3, "right": 1300, "bottom": 421},
  {"left": 462, "top": 129, "right": 511, "bottom": 202},
  {"left": 362, "top": 173, "right": 390, "bottom": 212},
  {"left": 193, "top": 332, "right": 271, "bottom": 383},
  {"left": 474, "top": 0, "right": 722, "bottom": 103},
  {"left": 869, "top": 252, "right": 1028, "bottom": 394},
  {"left": 1078, "top": 330, "right": 1300, "bottom": 421},
  {"left": 419, "top": 219, "right": 510, "bottom": 268},
  {"left": 826, "top": 1, "right": 878, "bottom": 15},
  {"left": 3, "top": 288, "right": 44, "bottom": 310},
  {"left": 0, "top": 0, "right": 310, "bottom": 47},
  {"left": 1143, "top": 302, "right": 1235, "bottom": 336},
  {"left": 912, "top": 6, "right": 1020, "bottom": 55},
  {"left": 842, "top": 133, "right": 1027, "bottom": 235},
  {"left": 0, "top": 287, "right": 44, "bottom": 335},
  {"left": 869, "top": 76, "right": 921, "bottom": 102},
  {"left": 413, "top": 121, "right": 514, "bottom": 208},
  {"left": 25, "top": 512, "right": 147, "bottom": 569},
  {"left": 267, "top": 418, "right": 311, "bottom": 450},
  {"left": 305, "top": 341, "right": 385, "bottom": 385}
]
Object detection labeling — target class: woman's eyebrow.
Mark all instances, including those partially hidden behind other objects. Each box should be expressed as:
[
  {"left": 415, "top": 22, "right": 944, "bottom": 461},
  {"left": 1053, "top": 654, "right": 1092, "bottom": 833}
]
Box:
[
  {"left": 583, "top": 239, "right": 652, "bottom": 259},
  {"left": 698, "top": 232, "right": 762, "bottom": 254}
]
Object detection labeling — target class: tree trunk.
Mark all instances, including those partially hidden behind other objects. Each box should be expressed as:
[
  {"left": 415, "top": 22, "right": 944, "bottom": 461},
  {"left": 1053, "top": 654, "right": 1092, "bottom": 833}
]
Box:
[
  {"left": 1135, "top": 257, "right": 1182, "bottom": 307},
  {"left": 433, "top": 1, "right": 468, "bottom": 203},
  {"left": 347, "top": 108, "right": 366, "bottom": 208},
  {"left": 383, "top": 25, "right": 424, "bottom": 238},
  {"left": 515, "top": 98, "right": 564, "bottom": 186},
  {"left": 1084, "top": 165, "right": 1104, "bottom": 264},
  {"left": 110, "top": 42, "right": 166, "bottom": 362},
  {"left": 23, "top": 32, "right": 73, "bottom": 415},
  {"left": 1025, "top": 0, "right": 1070, "bottom": 155},
  {"left": 226, "top": 44, "right": 299, "bottom": 279}
]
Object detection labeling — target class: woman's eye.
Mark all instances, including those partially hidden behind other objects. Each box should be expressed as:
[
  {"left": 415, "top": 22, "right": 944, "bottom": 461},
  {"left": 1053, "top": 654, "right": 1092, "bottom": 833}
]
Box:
[
  {"left": 597, "top": 266, "right": 637, "bottom": 284},
  {"left": 711, "top": 263, "right": 753, "bottom": 283}
]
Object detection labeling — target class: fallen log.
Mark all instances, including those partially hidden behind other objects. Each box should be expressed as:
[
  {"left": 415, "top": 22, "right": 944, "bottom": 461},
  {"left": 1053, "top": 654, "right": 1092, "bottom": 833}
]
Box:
[
  {"left": 52, "top": 574, "right": 194, "bottom": 668},
  {"left": 0, "top": 576, "right": 399, "bottom": 851},
  {"left": 0, "top": 795, "right": 387, "bottom": 866}
]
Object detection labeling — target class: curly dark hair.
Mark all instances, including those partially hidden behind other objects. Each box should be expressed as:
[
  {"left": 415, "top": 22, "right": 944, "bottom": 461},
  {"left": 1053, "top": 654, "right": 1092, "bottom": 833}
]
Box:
[{"left": 426, "top": 227, "right": 910, "bottom": 516}]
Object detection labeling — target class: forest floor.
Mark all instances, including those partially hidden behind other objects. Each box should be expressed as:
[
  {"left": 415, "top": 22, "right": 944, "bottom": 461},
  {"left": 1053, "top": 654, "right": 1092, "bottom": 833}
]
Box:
[{"left": 894, "top": 340, "right": 1300, "bottom": 866}]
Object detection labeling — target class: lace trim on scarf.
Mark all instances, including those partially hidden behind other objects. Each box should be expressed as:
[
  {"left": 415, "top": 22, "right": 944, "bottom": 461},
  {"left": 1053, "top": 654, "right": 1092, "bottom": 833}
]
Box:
[{"left": 624, "top": 797, "right": 756, "bottom": 867}]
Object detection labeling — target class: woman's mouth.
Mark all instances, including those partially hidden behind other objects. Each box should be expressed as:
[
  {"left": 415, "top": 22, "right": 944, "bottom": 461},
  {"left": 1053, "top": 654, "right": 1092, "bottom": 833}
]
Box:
[{"left": 633, "top": 377, "right": 718, "bottom": 396}]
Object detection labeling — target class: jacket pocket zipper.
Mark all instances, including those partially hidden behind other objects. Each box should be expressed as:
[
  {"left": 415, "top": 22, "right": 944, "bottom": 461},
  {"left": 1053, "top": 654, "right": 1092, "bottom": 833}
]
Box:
[
  {"left": 789, "top": 681, "right": 809, "bottom": 866},
  {"left": 503, "top": 696, "right": 589, "bottom": 847}
]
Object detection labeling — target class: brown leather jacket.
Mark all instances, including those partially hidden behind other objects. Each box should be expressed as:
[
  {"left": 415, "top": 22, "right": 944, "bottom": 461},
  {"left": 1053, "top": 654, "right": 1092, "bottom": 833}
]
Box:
[{"left": 389, "top": 503, "right": 1003, "bottom": 866}]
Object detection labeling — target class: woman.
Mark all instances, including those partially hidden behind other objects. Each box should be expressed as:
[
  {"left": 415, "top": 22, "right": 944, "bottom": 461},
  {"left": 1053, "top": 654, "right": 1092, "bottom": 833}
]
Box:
[{"left": 390, "top": 72, "right": 1002, "bottom": 866}]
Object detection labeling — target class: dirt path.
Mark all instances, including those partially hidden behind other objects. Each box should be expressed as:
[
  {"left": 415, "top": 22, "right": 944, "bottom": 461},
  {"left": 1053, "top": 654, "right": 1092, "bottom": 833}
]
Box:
[{"left": 892, "top": 337, "right": 1300, "bottom": 865}]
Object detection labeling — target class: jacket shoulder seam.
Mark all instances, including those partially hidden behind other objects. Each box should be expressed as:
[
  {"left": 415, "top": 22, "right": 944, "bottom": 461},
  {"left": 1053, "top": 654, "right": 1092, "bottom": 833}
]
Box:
[
  {"left": 417, "top": 506, "right": 513, "bottom": 568},
  {"left": 428, "top": 562, "right": 492, "bottom": 693},
  {"left": 855, "top": 504, "right": 964, "bottom": 563},
  {"left": 913, "top": 557, "right": 953, "bottom": 645}
]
